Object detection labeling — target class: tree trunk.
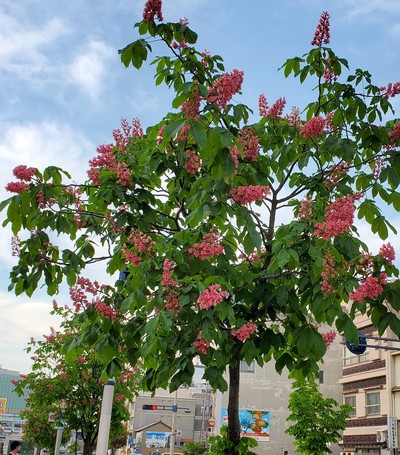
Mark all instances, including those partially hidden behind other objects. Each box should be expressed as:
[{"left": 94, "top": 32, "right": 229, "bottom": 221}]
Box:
[
  {"left": 227, "top": 353, "right": 241, "bottom": 455},
  {"left": 83, "top": 437, "right": 94, "bottom": 455}
]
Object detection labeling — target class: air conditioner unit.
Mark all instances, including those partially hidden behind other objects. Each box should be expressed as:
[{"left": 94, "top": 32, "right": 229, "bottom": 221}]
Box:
[{"left": 377, "top": 430, "right": 388, "bottom": 443}]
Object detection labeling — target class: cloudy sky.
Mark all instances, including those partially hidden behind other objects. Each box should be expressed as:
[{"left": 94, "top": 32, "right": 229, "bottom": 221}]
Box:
[{"left": 1, "top": 0, "right": 399, "bottom": 373}]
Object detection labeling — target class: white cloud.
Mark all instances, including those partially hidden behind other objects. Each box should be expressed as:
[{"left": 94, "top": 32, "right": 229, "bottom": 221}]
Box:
[
  {"left": 68, "top": 40, "right": 114, "bottom": 99},
  {"left": 0, "top": 293, "right": 62, "bottom": 374},
  {"left": 0, "top": 11, "right": 68, "bottom": 79},
  {"left": 345, "top": 0, "right": 400, "bottom": 18}
]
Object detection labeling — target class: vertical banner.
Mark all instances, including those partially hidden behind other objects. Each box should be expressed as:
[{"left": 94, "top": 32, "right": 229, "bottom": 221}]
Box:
[{"left": 0, "top": 399, "right": 7, "bottom": 414}]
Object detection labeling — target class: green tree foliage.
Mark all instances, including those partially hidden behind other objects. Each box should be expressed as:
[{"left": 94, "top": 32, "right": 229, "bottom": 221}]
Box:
[
  {"left": 2, "top": 5, "right": 400, "bottom": 454},
  {"left": 286, "top": 379, "right": 352, "bottom": 455},
  {"left": 13, "top": 305, "right": 141, "bottom": 455}
]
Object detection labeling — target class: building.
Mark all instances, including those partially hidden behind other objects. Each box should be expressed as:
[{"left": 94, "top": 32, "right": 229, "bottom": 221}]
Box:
[
  {"left": 129, "top": 332, "right": 344, "bottom": 455},
  {"left": 340, "top": 311, "right": 400, "bottom": 455},
  {"left": 0, "top": 368, "right": 28, "bottom": 455}
]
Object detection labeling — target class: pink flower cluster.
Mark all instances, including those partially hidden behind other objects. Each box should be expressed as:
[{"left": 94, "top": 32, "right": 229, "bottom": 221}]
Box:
[
  {"left": 350, "top": 273, "right": 387, "bottom": 303},
  {"left": 94, "top": 300, "right": 120, "bottom": 321},
  {"left": 11, "top": 235, "right": 21, "bottom": 257},
  {"left": 88, "top": 143, "right": 132, "bottom": 187},
  {"left": 321, "top": 250, "right": 337, "bottom": 295},
  {"left": 122, "top": 230, "right": 155, "bottom": 266},
  {"left": 238, "top": 247, "right": 266, "bottom": 263},
  {"left": 181, "top": 84, "right": 201, "bottom": 120},
  {"left": 113, "top": 117, "right": 143, "bottom": 154},
  {"left": 321, "top": 330, "right": 336, "bottom": 349},
  {"left": 157, "top": 124, "right": 166, "bottom": 144},
  {"left": 311, "top": 11, "right": 330, "bottom": 46},
  {"left": 314, "top": 194, "right": 357, "bottom": 239},
  {"left": 232, "top": 322, "right": 256, "bottom": 342},
  {"left": 297, "top": 197, "right": 313, "bottom": 221},
  {"left": 6, "top": 164, "right": 37, "bottom": 193},
  {"left": 300, "top": 116, "right": 326, "bottom": 138},
  {"left": 380, "top": 82, "right": 400, "bottom": 99},
  {"left": 258, "top": 94, "right": 286, "bottom": 119},
  {"left": 379, "top": 243, "right": 395, "bottom": 265},
  {"left": 323, "top": 58, "right": 337, "bottom": 84},
  {"left": 143, "top": 0, "right": 163, "bottom": 22},
  {"left": 198, "top": 284, "right": 228, "bottom": 310},
  {"left": 325, "top": 161, "right": 349, "bottom": 187},
  {"left": 165, "top": 290, "right": 180, "bottom": 313},
  {"left": 372, "top": 158, "right": 387, "bottom": 181},
  {"left": 229, "top": 128, "right": 260, "bottom": 163},
  {"left": 69, "top": 277, "right": 100, "bottom": 312},
  {"left": 184, "top": 150, "right": 202, "bottom": 174},
  {"left": 208, "top": 69, "right": 244, "bottom": 110},
  {"left": 189, "top": 227, "right": 224, "bottom": 260},
  {"left": 230, "top": 185, "right": 270, "bottom": 205},
  {"left": 194, "top": 332, "right": 210, "bottom": 355},
  {"left": 162, "top": 259, "right": 179, "bottom": 289},
  {"left": 389, "top": 122, "right": 400, "bottom": 143},
  {"left": 285, "top": 106, "right": 302, "bottom": 130}
]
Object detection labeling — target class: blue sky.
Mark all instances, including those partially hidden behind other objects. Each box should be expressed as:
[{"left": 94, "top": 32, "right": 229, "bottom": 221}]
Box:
[{"left": 1, "top": 0, "right": 400, "bottom": 373}]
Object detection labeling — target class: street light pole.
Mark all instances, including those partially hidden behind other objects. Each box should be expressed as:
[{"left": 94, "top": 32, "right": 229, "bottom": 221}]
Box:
[
  {"left": 96, "top": 379, "right": 115, "bottom": 455},
  {"left": 170, "top": 390, "right": 178, "bottom": 455}
]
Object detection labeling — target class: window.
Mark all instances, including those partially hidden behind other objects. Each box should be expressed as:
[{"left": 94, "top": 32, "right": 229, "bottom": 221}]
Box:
[
  {"left": 319, "top": 370, "right": 324, "bottom": 384},
  {"left": 240, "top": 360, "right": 255, "bottom": 372},
  {"left": 365, "top": 391, "right": 380, "bottom": 415},
  {"left": 344, "top": 395, "right": 356, "bottom": 417}
]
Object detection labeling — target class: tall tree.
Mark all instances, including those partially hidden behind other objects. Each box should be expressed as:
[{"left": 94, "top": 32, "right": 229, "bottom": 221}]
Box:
[
  {"left": 13, "top": 304, "right": 141, "bottom": 455},
  {"left": 2, "top": 4, "right": 400, "bottom": 454}
]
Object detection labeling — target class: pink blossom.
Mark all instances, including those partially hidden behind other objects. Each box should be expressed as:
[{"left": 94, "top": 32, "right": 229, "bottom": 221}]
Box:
[
  {"left": 194, "top": 332, "right": 210, "bottom": 355},
  {"left": 297, "top": 197, "right": 313, "bottom": 221},
  {"left": 122, "top": 230, "right": 155, "bottom": 266},
  {"left": 372, "top": 158, "right": 387, "bottom": 181},
  {"left": 321, "top": 250, "right": 337, "bottom": 295},
  {"left": 258, "top": 94, "right": 286, "bottom": 119},
  {"left": 314, "top": 194, "right": 356, "bottom": 239},
  {"left": 94, "top": 300, "right": 119, "bottom": 320},
  {"left": 208, "top": 69, "right": 244, "bottom": 110},
  {"left": 115, "top": 393, "right": 125, "bottom": 403},
  {"left": 350, "top": 273, "right": 388, "bottom": 303},
  {"left": 178, "top": 123, "right": 190, "bottom": 142},
  {"left": 162, "top": 259, "right": 179, "bottom": 289},
  {"left": 60, "top": 373, "right": 67, "bottom": 381},
  {"left": 238, "top": 247, "right": 266, "bottom": 263},
  {"left": 76, "top": 356, "right": 87, "bottom": 363},
  {"left": 321, "top": 330, "right": 336, "bottom": 349},
  {"left": 11, "top": 236, "right": 21, "bottom": 257},
  {"left": 69, "top": 277, "right": 100, "bottom": 312},
  {"left": 13, "top": 165, "right": 36, "bottom": 181},
  {"left": 184, "top": 150, "right": 202, "bottom": 174},
  {"left": 300, "top": 116, "right": 326, "bottom": 138},
  {"left": 5, "top": 181, "right": 29, "bottom": 193},
  {"left": 230, "top": 185, "right": 270, "bottom": 205},
  {"left": 189, "top": 227, "right": 224, "bottom": 260},
  {"left": 311, "top": 11, "right": 330, "bottom": 46},
  {"left": 238, "top": 129, "right": 260, "bottom": 161},
  {"left": 165, "top": 290, "right": 180, "bottom": 313},
  {"left": 325, "top": 161, "right": 349, "bottom": 188},
  {"left": 11, "top": 379, "right": 18, "bottom": 386},
  {"left": 389, "top": 122, "right": 400, "bottom": 143},
  {"left": 181, "top": 84, "right": 202, "bottom": 120},
  {"left": 285, "top": 106, "right": 302, "bottom": 130},
  {"left": 143, "top": 0, "right": 163, "bottom": 22},
  {"left": 157, "top": 124, "right": 166, "bottom": 144},
  {"left": 380, "top": 82, "right": 400, "bottom": 99},
  {"left": 232, "top": 322, "right": 256, "bottom": 342},
  {"left": 197, "top": 284, "right": 228, "bottom": 310},
  {"left": 323, "top": 58, "right": 337, "bottom": 84},
  {"left": 379, "top": 243, "right": 395, "bottom": 265}
]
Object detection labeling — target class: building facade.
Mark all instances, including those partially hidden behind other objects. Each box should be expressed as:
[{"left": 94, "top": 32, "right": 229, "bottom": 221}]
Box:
[
  {"left": 0, "top": 368, "right": 28, "bottom": 454},
  {"left": 340, "top": 311, "right": 400, "bottom": 455}
]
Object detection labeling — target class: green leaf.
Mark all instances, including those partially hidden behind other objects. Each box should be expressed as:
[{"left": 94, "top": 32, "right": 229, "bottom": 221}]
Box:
[{"left": 189, "top": 120, "right": 207, "bottom": 149}]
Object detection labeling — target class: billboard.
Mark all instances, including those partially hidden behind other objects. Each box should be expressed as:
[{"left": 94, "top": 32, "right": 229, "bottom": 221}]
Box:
[
  {"left": 145, "top": 431, "right": 170, "bottom": 448},
  {"left": 221, "top": 408, "right": 270, "bottom": 441},
  {"left": 0, "top": 399, "right": 6, "bottom": 415}
]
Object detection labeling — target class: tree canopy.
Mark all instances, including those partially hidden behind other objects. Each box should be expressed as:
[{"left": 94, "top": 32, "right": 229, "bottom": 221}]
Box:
[
  {"left": 13, "top": 304, "right": 141, "bottom": 455},
  {"left": 2, "top": 3, "right": 400, "bottom": 453}
]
